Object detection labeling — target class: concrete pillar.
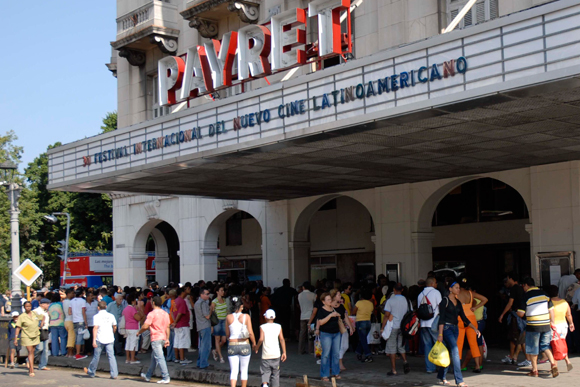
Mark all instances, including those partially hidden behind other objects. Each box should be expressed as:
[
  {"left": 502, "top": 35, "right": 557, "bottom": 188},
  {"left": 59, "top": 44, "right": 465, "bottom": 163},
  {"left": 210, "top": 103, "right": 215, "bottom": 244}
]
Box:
[
  {"left": 200, "top": 248, "right": 220, "bottom": 282},
  {"left": 155, "top": 255, "right": 170, "bottom": 286},
  {"left": 289, "top": 241, "right": 311, "bottom": 287},
  {"left": 411, "top": 232, "right": 435, "bottom": 280},
  {"left": 129, "top": 253, "right": 148, "bottom": 288}
]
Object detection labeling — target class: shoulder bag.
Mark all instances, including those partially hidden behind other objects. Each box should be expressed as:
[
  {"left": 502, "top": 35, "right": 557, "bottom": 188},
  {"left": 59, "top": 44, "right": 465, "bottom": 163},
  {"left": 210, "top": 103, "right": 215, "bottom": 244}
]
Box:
[
  {"left": 240, "top": 313, "right": 250, "bottom": 339},
  {"left": 335, "top": 309, "right": 347, "bottom": 334}
]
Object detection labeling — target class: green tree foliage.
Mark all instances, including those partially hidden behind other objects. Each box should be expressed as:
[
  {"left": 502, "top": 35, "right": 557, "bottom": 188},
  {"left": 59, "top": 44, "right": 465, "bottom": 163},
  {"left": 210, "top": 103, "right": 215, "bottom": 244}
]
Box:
[
  {"left": 101, "top": 111, "right": 117, "bottom": 133},
  {"left": 0, "top": 114, "right": 114, "bottom": 291}
]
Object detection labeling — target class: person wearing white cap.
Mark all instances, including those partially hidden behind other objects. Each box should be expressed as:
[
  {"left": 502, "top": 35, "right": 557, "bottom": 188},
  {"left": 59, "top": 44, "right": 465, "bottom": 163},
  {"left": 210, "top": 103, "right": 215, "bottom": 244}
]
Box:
[
  {"left": 8, "top": 311, "right": 20, "bottom": 368},
  {"left": 254, "top": 309, "right": 287, "bottom": 387}
]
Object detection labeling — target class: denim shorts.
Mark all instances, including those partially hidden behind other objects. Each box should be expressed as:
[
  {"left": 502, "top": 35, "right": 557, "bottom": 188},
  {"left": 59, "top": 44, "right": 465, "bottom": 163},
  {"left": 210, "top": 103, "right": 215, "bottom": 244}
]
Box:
[
  {"left": 525, "top": 330, "right": 551, "bottom": 356},
  {"left": 213, "top": 319, "right": 226, "bottom": 336},
  {"left": 227, "top": 343, "right": 251, "bottom": 357}
]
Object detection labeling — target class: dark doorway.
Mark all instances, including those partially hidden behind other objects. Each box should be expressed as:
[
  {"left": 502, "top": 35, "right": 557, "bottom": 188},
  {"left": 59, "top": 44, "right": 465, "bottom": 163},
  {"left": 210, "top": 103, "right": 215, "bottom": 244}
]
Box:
[{"left": 155, "top": 221, "right": 180, "bottom": 284}]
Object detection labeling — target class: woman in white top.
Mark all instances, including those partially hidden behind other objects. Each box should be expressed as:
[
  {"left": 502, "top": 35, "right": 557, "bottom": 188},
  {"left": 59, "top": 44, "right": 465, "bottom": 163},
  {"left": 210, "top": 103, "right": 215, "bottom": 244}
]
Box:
[{"left": 225, "top": 296, "right": 256, "bottom": 387}]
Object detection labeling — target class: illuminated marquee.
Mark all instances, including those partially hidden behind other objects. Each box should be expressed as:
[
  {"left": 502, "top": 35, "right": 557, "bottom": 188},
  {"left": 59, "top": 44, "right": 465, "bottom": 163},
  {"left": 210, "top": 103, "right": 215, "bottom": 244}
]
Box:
[{"left": 159, "top": 0, "right": 351, "bottom": 106}]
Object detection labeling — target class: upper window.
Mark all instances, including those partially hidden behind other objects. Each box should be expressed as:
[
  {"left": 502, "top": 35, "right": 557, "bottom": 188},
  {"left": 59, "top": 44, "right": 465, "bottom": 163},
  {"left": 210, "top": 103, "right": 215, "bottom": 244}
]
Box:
[{"left": 448, "top": 0, "right": 499, "bottom": 29}]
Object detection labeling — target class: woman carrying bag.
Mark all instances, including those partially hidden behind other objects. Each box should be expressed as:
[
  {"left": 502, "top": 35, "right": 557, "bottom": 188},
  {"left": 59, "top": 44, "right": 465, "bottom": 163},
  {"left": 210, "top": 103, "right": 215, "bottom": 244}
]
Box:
[
  {"left": 315, "top": 292, "right": 342, "bottom": 381},
  {"left": 226, "top": 296, "right": 256, "bottom": 387},
  {"left": 436, "top": 281, "right": 480, "bottom": 387},
  {"left": 14, "top": 301, "right": 42, "bottom": 377}
]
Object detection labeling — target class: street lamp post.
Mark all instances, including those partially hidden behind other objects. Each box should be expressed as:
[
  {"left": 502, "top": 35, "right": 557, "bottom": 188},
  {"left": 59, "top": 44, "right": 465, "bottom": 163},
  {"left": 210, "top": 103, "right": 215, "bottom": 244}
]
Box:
[
  {"left": 0, "top": 162, "right": 23, "bottom": 313},
  {"left": 44, "top": 213, "right": 70, "bottom": 286}
]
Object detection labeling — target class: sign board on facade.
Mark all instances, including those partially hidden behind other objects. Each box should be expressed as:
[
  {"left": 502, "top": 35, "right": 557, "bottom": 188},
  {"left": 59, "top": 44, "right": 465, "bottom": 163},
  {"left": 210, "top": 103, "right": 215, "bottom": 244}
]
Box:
[
  {"left": 14, "top": 259, "right": 42, "bottom": 287},
  {"left": 90, "top": 256, "right": 114, "bottom": 272}
]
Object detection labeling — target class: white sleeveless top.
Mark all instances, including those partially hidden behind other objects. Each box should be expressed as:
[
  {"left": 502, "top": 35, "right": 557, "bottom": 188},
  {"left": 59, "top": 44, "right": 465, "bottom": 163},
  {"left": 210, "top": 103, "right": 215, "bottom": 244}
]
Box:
[{"left": 229, "top": 312, "right": 247, "bottom": 340}]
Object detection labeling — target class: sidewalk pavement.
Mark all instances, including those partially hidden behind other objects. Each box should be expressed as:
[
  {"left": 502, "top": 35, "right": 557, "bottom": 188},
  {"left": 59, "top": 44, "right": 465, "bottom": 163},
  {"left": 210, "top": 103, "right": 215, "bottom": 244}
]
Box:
[{"left": 46, "top": 342, "right": 579, "bottom": 386}]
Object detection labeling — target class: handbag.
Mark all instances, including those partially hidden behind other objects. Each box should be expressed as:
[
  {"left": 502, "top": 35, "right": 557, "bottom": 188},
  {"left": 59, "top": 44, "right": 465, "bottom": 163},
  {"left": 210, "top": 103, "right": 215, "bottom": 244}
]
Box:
[
  {"left": 210, "top": 311, "right": 219, "bottom": 326},
  {"left": 40, "top": 329, "right": 49, "bottom": 341},
  {"left": 335, "top": 309, "right": 347, "bottom": 334},
  {"left": 314, "top": 335, "right": 322, "bottom": 357},
  {"left": 239, "top": 313, "right": 250, "bottom": 339},
  {"left": 118, "top": 315, "right": 126, "bottom": 336},
  {"left": 551, "top": 328, "right": 568, "bottom": 361}
]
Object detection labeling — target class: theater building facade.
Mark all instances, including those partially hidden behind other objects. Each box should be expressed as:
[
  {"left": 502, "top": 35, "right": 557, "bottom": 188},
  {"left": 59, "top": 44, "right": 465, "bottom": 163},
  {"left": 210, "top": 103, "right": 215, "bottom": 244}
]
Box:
[{"left": 49, "top": 0, "right": 580, "bottom": 299}]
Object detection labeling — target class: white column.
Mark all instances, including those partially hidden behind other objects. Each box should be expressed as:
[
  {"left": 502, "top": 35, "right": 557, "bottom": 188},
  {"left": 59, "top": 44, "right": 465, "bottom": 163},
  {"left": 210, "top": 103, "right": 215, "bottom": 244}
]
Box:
[
  {"left": 155, "top": 255, "right": 170, "bottom": 286},
  {"left": 129, "top": 253, "right": 148, "bottom": 288},
  {"left": 10, "top": 207, "right": 22, "bottom": 308},
  {"left": 288, "top": 241, "right": 311, "bottom": 287},
  {"left": 411, "top": 232, "right": 435, "bottom": 281},
  {"left": 525, "top": 223, "right": 536, "bottom": 280},
  {"left": 200, "top": 248, "right": 219, "bottom": 282}
]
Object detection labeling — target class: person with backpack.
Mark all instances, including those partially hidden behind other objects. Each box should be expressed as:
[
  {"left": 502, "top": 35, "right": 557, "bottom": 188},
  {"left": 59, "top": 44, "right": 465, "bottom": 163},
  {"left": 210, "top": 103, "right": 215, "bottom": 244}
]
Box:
[
  {"left": 417, "top": 277, "right": 442, "bottom": 373},
  {"left": 437, "top": 281, "right": 480, "bottom": 387},
  {"left": 382, "top": 284, "right": 411, "bottom": 376}
]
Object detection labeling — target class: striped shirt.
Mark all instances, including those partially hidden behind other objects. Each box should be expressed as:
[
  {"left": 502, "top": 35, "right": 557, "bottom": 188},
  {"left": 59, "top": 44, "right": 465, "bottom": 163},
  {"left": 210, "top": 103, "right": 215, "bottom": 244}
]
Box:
[
  {"left": 212, "top": 298, "right": 228, "bottom": 320},
  {"left": 518, "top": 287, "right": 553, "bottom": 332}
]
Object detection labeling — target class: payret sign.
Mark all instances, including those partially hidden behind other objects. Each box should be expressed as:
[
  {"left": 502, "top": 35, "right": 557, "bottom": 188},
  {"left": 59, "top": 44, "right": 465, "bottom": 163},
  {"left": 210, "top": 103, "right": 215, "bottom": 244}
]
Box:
[{"left": 158, "top": 0, "right": 351, "bottom": 106}]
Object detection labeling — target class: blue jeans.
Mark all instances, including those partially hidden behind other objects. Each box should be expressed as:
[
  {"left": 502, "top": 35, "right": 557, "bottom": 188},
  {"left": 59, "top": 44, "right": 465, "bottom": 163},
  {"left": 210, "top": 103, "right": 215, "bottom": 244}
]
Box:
[
  {"left": 73, "top": 322, "right": 85, "bottom": 345},
  {"left": 525, "top": 331, "right": 551, "bottom": 356},
  {"left": 437, "top": 325, "right": 463, "bottom": 385},
  {"left": 166, "top": 329, "right": 175, "bottom": 361},
  {"left": 421, "top": 327, "right": 438, "bottom": 372},
  {"left": 355, "top": 321, "right": 371, "bottom": 358},
  {"left": 87, "top": 341, "right": 118, "bottom": 379},
  {"left": 320, "top": 331, "right": 341, "bottom": 378},
  {"left": 35, "top": 339, "right": 49, "bottom": 370},
  {"left": 50, "top": 326, "right": 67, "bottom": 356},
  {"left": 146, "top": 340, "right": 169, "bottom": 381},
  {"left": 197, "top": 327, "right": 211, "bottom": 369}
]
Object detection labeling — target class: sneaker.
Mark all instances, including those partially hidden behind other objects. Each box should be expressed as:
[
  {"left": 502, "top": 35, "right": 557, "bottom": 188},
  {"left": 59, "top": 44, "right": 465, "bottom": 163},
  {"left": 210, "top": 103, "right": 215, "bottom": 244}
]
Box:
[
  {"left": 181, "top": 359, "right": 192, "bottom": 365},
  {"left": 8, "top": 363, "right": 14, "bottom": 369},
  {"left": 130, "top": 361, "right": 141, "bottom": 364},
  {"left": 501, "top": 355, "right": 514, "bottom": 364},
  {"left": 75, "top": 354, "right": 88, "bottom": 360},
  {"left": 173, "top": 359, "right": 180, "bottom": 363},
  {"left": 141, "top": 373, "right": 151, "bottom": 382},
  {"left": 157, "top": 379, "right": 170, "bottom": 384},
  {"left": 316, "top": 359, "right": 321, "bottom": 365},
  {"left": 188, "top": 348, "right": 197, "bottom": 353},
  {"left": 212, "top": 349, "right": 218, "bottom": 361},
  {"left": 364, "top": 357, "right": 373, "bottom": 363},
  {"left": 518, "top": 360, "right": 532, "bottom": 367},
  {"left": 220, "top": 358, "right": 225, "bottom": 364}
]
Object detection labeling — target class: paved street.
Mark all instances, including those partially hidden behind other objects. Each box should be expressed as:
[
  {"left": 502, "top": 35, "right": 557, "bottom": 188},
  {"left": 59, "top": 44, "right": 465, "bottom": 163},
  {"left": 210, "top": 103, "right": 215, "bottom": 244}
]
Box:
[{"left": 0, "top": 366, "right": 207, "bottom": 387}]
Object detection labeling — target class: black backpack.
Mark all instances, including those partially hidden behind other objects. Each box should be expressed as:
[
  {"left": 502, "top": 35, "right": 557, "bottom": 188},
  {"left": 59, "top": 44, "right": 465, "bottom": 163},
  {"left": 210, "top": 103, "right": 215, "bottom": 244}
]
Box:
[{"left": 417, "top": 289, "right": 435, "bottom": 320}]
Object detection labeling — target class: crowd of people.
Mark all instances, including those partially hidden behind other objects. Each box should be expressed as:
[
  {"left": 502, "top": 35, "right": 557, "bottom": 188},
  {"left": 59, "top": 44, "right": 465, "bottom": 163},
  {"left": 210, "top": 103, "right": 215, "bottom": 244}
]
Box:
[{"left": 1, "top": 269, "right": 580, "bottom": 385}]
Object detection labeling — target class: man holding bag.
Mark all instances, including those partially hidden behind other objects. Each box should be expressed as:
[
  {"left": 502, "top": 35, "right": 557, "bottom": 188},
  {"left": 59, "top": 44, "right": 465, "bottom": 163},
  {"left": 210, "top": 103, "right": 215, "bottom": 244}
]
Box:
[
  {"left": 418, "top": 277, "right": 442, "bottom": 373},
  {"left": 382, "top": 284, "right": 411, "bottom": 376}
]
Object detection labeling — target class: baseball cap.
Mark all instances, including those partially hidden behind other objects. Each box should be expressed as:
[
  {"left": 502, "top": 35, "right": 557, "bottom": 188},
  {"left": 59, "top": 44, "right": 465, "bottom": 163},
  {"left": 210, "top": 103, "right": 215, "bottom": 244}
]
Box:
[
  {"left": 40, "top": 298, "right": 51, "bottom": 304},
  {"left": 263, "top": 309, "right": 276, "bottom": 319},
  {"left": 11, "top": 311, "right": 19, "bottom": 317}
]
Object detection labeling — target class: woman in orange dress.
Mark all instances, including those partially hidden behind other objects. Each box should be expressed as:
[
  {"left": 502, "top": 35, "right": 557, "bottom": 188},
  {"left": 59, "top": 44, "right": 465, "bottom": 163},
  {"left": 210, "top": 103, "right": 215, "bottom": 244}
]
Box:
[{"left": 456, "top": 278, "right": 487, "bottom": 373}]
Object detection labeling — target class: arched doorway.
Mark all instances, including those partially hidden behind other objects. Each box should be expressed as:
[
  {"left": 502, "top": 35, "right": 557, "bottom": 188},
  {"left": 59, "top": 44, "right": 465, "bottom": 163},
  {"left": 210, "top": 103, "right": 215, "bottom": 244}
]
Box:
[
  {"left": 427, "top": 177, "right": 531, "bottom": 343},
  {"left": 204, "top": 210, "right": 263, "bottom": 283},
  {"left": 134, "top": 220, "right": 180, "bottom": 287},
  {"left": 293, "top": 195, "right": 376, "bottom": 286}
]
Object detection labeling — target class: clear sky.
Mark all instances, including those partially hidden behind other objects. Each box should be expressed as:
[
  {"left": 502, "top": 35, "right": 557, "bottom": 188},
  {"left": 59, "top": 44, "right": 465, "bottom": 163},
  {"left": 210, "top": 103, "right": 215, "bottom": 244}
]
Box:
[{"left": 0, "top": 2, "right": 117, "bottom": 172}]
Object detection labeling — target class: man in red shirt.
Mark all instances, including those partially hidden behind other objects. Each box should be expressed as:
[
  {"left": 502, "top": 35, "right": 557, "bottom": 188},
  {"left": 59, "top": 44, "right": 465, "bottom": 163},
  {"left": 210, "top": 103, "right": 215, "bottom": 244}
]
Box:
[
  {"left": 139, "top": 297, "right": 170, "bottom": 384},
  {"left": 172, "top": 287, "right": 192, "bottom": 365}
]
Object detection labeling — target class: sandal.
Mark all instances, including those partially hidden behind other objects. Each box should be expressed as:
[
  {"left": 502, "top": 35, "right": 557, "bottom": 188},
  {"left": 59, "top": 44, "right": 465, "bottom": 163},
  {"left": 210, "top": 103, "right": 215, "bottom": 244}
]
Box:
[
  {"left": 321, "top": 378, "right": 330, "bottom": 382},
  {"left": 551, "top": 366, "right": 559, "bottom": 378},
  {"left": 29, "top": 373, "right": 35, "bottom": 377},
  {"left": 387, "top": 371, "right": 397, "bottom": 376},
  {"left": 457, "top": 384, "right": 468, "bottom": 387},
  {"left": 567, "top": 363, "right": 573, "bottom": 372},
  {"left": 437, "top": 381, "right": 451, "bottom": 386},
  {"left": 527, "top": 371, "right": 538, "bottom": 377},
  {"left": 333, "top": 375, "right": 342, "bottom": 380}
]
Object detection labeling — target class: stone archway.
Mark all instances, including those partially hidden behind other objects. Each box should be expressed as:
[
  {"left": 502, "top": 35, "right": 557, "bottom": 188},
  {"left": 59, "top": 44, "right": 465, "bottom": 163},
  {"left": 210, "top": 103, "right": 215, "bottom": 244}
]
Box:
[
  {"left": 291, "top": 194, "right": 376, "bottom": 286},
  {"left": 132, "top": 219, "right": 180, "bottom": 287}
]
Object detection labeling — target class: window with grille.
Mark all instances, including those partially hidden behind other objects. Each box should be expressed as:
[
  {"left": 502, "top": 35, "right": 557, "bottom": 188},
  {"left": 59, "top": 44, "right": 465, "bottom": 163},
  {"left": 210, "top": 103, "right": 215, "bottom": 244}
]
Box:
[{"left": 448, "top": 0, "right": 498, "bottom": 29}]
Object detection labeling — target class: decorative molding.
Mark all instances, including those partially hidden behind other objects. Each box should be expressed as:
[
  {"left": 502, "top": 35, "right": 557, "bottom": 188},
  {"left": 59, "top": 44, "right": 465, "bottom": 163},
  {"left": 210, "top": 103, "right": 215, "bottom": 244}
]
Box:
[
  {"left": 144, "top": 200, "right": 161, "bottom": 219},
  {"left": 111, "top": 25, "right": 180, "bottom": 52},
  {"left": 149, "top": 34, "right": 178, "bottom": 54},
  {"left": 118, "top": 48, "right": 146, "bottom": 67},
  {"left": 222, "top": 199, "right": 238, "bottom": 210},
  {"left": 108, "top": 193, "right": 135, "bottom": 200},
  {"left": 189, "top": 17, "right": 219, "bottom": 38},
  {"left": 525, "top": 223, "right": 533, "bottom": 235},
  {"left": 105, "top": 62, "right": 118, "bottom": 78},
  {"left": 228, "top": 1, "right": 260, "bottom": 24}
]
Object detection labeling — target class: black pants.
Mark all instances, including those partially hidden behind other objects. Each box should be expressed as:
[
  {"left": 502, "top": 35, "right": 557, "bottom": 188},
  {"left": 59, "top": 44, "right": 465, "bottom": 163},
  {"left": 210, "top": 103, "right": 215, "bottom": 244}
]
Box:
[{"left": 114, "top": 331, "right": 126, "bottom": 355}]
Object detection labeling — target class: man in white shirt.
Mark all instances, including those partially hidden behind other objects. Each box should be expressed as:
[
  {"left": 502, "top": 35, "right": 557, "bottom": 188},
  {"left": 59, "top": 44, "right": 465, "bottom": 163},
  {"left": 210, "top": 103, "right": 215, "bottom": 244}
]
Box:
[
  {"left": 69, "top": 290, "right": 88, "bottom": 360},
  {"left": 34, "top": 298, "right": 51, "bottom": 371},
  {"left": 297, "top": 281, "right": 316, "bottom": 355},
  {"left": 84, "top": 291, "right": 99, "bottom": 357},
  {"left": 83, "top": 301, "right": 118, "bottom": 379},
  {"left": 383, "top": 284, "right": 410, "bottom": 376},
  {"left": 417, "top": 277, "right": 442, "bottom": 373},
  {"left": 62, "top": 289, "right": 76, "bottom": 357},
  {"left": 558, "top": 269, "right": 580, "bottom": 299}
]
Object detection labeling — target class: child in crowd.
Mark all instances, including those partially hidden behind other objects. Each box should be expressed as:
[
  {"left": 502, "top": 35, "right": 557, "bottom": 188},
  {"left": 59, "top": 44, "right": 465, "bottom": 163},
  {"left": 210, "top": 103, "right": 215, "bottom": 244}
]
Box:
[
  {"left": 8, "top": 311, "right": 21, "bottom": 368},
  {"left": 254, "top": 309, "right": 287, "bottom": 387}
]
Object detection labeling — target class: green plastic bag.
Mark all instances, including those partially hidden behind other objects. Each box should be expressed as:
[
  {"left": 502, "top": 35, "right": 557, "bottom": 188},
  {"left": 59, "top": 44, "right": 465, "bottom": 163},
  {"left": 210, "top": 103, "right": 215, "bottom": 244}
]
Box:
[{"left": 428, "top": 341, "right": 450, "bottom": 368}]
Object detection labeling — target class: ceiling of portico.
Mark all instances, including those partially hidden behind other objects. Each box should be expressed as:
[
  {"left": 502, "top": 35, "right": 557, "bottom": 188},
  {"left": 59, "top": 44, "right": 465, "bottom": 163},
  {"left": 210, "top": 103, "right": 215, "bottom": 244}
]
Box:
[{"left": 58, "top": 77, "right": 580, "bottom": 201}]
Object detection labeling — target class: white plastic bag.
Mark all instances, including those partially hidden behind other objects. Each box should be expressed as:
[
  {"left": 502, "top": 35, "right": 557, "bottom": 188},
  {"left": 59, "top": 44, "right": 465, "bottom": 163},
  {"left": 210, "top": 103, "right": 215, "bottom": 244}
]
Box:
[
  {"left": 83, "top": 328, "right": 90, "bottom": 340},
  {"left": 381, "top": 319, "right": 393, "bottom": 340},
  {"left": 367, "top": 323, "right": 381, "bottom": 345}
]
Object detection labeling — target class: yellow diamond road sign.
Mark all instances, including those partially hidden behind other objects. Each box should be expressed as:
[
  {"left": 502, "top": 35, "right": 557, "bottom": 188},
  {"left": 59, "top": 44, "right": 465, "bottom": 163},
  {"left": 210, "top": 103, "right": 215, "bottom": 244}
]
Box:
[{"left": 15, "top": 259, "right": 42, "bottom": 286}]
